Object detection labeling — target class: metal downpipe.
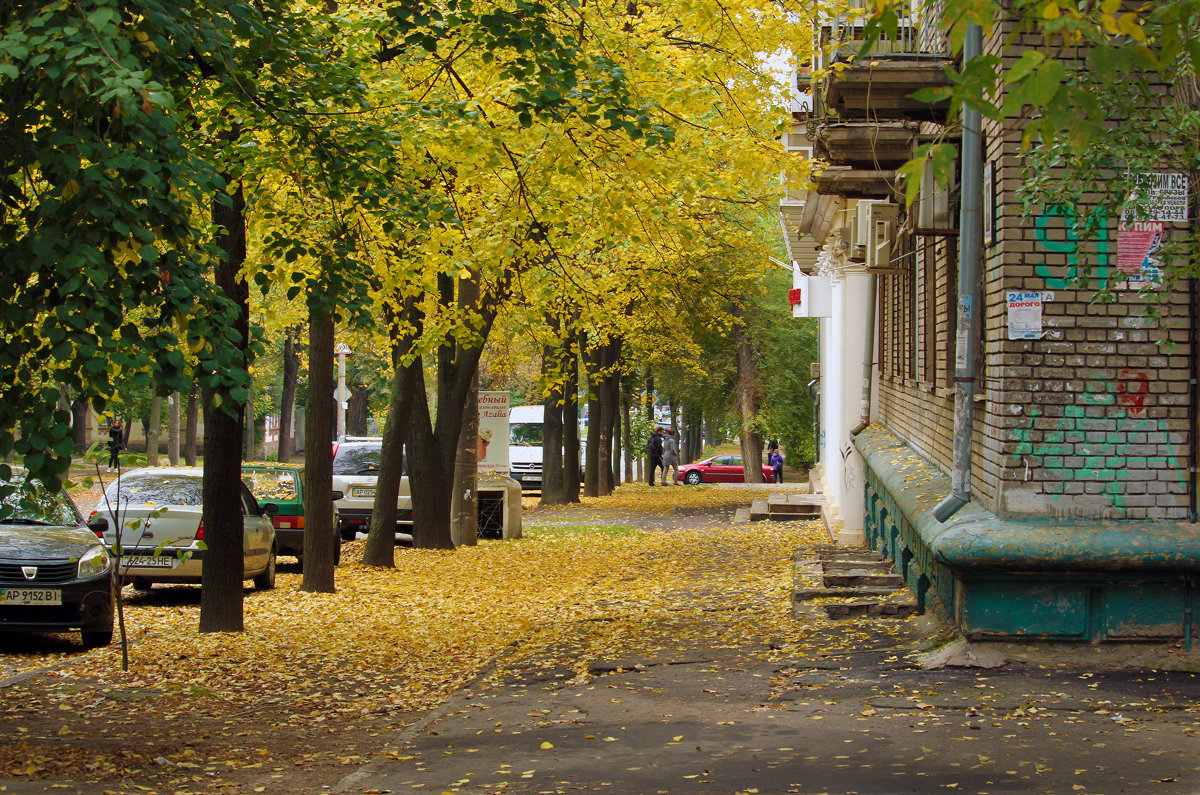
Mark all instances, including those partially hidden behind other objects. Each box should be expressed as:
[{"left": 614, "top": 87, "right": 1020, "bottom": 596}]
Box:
[
  {"left": 933, "top": 23, "right": 984, "bottom": 523},
  {"left": 850, "top": 272, "right": 879, "bottom": 437}
]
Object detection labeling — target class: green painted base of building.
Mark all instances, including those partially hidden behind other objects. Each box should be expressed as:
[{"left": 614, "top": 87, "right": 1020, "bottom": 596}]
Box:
[{"left": 854, "top": 425, "right": 1200, "bottom": 643}]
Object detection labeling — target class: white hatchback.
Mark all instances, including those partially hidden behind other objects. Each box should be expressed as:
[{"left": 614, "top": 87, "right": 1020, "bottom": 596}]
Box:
[
  {"left": 331, "top": 438, "right": 411, "bottom": 541},
  {"left": 89, "top": 468, "right": 277, "bottom": 591}
]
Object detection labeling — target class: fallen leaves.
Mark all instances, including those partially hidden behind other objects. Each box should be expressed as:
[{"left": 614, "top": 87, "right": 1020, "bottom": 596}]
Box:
[{"left": 1, "top": 483, "right": 815, "bottom": 789}]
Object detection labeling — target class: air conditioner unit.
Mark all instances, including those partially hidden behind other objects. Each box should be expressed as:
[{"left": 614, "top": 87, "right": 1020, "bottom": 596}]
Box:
[
  {"left": 865, "top": 203, "right": 899, "bottom": 269},
  {"left": 855, "top": 200, "right": 883, "bottom": 247},
  {"left": 918, "top": 166, "right": 954, "bottom": 229}
]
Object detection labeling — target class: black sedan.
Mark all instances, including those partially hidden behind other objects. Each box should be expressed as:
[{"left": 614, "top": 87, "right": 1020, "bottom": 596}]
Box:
[{"left": 0, "top": 477, "right": 114, "bottom": 648}]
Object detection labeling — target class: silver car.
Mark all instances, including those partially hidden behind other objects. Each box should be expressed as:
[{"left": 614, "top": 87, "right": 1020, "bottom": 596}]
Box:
[
  {"left": 89, "top": 468, "right": 276, "bottom": 591},
  {"left": 332, "top": 438, "right": 411, "bottom": 541}
]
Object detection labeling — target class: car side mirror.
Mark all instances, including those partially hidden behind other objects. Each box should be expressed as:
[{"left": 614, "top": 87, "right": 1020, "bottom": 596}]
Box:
[
  {"left": 331, "top": 490, "right": 344, "bottom": 502},
  {"left": 88, "top": 517, "right": 108, "bottom": 534},
  {"left": 261, "top": 502, "right": 280, "bottom": 517}
]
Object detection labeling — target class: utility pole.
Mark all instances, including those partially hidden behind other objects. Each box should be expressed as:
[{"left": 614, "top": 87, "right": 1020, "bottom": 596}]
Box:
[{"left": 335, "top": 342, "right": 352, "bottom": 439}]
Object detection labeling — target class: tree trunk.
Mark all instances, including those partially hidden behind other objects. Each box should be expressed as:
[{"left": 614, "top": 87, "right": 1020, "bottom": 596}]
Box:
[
  {"left": 540, "top": 332, "right": 566, "bottom": 505},
  {"left": 733, "top": 305, "right": 765, "bottom": 483},
  {"left": 347, "top": 384, "right": 370, "bottom": 436},
  {"left": 302, "top": 308, "right": 337, "bottom": 591},
  {"left": 147, "top": 395, "right": 161, "bottom": 466},
  {"left": 621, "top": 385, "right": 632, "bottom": 483},
  {"left": 71, "top": 399, "right": 89, "bottom": 452},
  {"left": 365, "top": 297, "right": 420, "bottom": 566},
  {"left": 451, "top": 271, "right": 481, "bottom": 547},
  {"left": 644, "top": 368, "right": 654, "bottom": 481},
  {"left": 242, "top": 381, "right": 256, "bottom": 460},
  {"left": 597, "top": 339, "right": 620, "bottom": 494},
  {"left": 583, "top": 343, "right": 601, "bottom": 498},
  {"left": 199, "top": 180, "right": 250, "bottom": 634},
  {"left": 185, "top": 382, "right": 199, "bottom": 466},
  {"left": 167, "top": 392, "right": 180, "bottom": 465},
  {"left": 450, "top": 367, "right": 479, "bottom": 547},
  {"left": 563, "top": 330, "right": 581, "bottom": 504},
  {"left": 277, "top": 327, "right": 300, "bottom": 463}
]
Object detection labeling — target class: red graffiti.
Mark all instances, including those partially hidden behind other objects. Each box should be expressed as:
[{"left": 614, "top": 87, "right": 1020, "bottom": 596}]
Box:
[{"left": 1118, "top": 370, "right": 1148, "bottom": 415}]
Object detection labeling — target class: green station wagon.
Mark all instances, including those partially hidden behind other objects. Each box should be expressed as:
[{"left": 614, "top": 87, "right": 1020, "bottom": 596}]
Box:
[{"left": 241, "top": 464, "right": 340, "bottom": 569}]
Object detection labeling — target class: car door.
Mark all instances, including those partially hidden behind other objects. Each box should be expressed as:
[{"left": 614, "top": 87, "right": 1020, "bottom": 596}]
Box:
[
  {"left": 239, "top": 484, "right": 272, "bottom": 573},
  {"left": 707, "top": 456, "right": 732, "bottom": 482},
  {"left": 726, "top": 455, "right": 746, "bottom": 482}
]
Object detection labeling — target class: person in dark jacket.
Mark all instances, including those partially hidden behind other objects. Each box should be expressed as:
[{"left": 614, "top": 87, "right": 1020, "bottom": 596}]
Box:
[
  {"left": 106, "top": 419, "right": 125, "bottom": 472},
  {"left": 646, "top": 427, "right": 664, "bottom": 486},
  {"left": 769, "top": 448, "right": 784, "bottom": 483}
]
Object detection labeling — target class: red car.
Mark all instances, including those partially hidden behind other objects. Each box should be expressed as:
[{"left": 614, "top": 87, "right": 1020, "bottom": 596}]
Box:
[{"left": 675, "top": 454, "right": 774, "bottom": 485}]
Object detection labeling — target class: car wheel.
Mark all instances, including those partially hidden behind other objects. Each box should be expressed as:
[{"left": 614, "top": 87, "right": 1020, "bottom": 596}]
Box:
[
  {"left": 81, "top": 629, "right": 113, "bottom": 649},
  {"left": 340, "top": 527, "right": 357, "bottom": 542},
  {"left": 131, "top": 577, "right": 153, "bottom": 592},
  {"left": 685, "top": 471, "right": 702, "bottom": 485},
  {"left": 254, "top": 548, "right": 277, "bottom": 590},
  {"left": 334, "top": 533, "right": 342, "bottom": 566}
]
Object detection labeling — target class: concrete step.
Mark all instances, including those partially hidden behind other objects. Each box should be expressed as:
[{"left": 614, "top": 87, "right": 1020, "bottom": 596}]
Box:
[
  {"left": 823, "top": 560, "right": 894, "bottom": 573},
  {"left": 823, "top": 573, "right": 905, "bottom": 589},
  {"left": 793, "top": 586, "right": 900, "bottom": 601},
  {"left": 824, "top": 598, "right": 918, "bottom": 619}
]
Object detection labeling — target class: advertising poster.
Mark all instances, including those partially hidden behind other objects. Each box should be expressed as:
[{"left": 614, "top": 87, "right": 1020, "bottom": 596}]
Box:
[
  {"left": 477, "top": 391, "right": 510, "bottom": 474},
  {"left": 1128, "top": 172, "right": 1188, "bottom": 222},
  {"left": 1006, "top": 291, "right": 1043, "bottom": 340}
]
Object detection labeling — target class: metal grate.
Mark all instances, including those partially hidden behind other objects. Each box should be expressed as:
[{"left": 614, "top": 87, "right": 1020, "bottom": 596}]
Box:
[
  {"left": 477, "top": 491, "right": 505, "bottom": 540},
  {"left": 0, "top": 561, "right": 77, "bottom": 584}
]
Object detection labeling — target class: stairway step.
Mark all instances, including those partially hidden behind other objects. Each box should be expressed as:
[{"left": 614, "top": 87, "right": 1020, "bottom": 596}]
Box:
[
  {"left": 823, "top": 573, "right": 905, "bottom": 588},
  {"left": 793, "top": 586, "right": 900, "bottom": 601},
  {"left": 824, "top": 599, "right": 918, "bottom": 619},
  {"left": 823, "top": 560, "right": 894, "bottom": 573}
]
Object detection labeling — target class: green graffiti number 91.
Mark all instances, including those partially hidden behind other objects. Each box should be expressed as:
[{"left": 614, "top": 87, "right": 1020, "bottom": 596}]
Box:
[{"left": 1034, "top": 204, "right": 1110, "bottom": 289}]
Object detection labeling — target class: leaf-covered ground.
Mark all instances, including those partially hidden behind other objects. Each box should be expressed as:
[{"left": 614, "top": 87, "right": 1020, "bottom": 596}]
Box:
[{"left": 0, "top": 483, "right": 822, "bottom": 793}]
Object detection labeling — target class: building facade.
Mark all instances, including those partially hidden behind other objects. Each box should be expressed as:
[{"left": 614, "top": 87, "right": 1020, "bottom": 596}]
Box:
[{"left": 787, "top": 1, "right": 1200, "bottom": 642}]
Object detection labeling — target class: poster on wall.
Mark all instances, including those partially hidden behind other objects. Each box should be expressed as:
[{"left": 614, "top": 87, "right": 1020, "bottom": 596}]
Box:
[
  {"left": 1007, "top": 291, "right": 1043, "bottom": 340},
  {"left": 1115, "top": 216, "right": 1164, "bottom": 289},
  {"left": 1127, "top": 172, "right": 1188, "bottom": 222},
  {"left": 477, "top": 391, "right": 510, "bottom": 474}
]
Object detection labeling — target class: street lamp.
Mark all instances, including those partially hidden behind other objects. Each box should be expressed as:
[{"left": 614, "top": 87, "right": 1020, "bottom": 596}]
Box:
[{"left": 335, "top": 342, "right": 352, "bottom": 439}]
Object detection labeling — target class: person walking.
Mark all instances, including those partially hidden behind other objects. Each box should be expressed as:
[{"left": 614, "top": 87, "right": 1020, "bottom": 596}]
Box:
[
  {"left": 646, "top": 427, "right": 664, "bottom": 486},
  {"left": 769, "top": 447, "right": 784, "bottom": 484},
  {"left": 661, "top": 428, "right": 680, "bottom": 485},
  {"left": 106, "top": 419, "right": 126, "bottom": 472}
]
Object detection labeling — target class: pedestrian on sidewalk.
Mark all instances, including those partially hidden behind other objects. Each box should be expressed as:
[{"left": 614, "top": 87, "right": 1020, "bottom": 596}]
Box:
[
  {"left": 769, "top": 447, "right": 784, "bottom": 483},
  {"left": 662, "top": 428, "right": 680, "bottom": 484},
  {"left": 106, "top": 418, "right": 126, "bottom": 472},
  {"left": 646, "top": 427, "right": 664, "bottom": 486}
]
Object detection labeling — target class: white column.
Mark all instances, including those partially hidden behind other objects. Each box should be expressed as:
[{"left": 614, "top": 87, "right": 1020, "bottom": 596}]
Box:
[{"left": 819, "top": 265, "right": 872, "bottom": 544}]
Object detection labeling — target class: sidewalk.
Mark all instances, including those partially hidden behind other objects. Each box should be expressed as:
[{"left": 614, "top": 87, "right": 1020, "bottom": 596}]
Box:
[{"left": 334, "top": 508, "right": 1200, "bottom": 795}]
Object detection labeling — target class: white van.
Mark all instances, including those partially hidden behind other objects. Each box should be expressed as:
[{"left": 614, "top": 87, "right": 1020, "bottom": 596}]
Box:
[{"left": 508, "top": 405, "right": 543, "bottom": 490}]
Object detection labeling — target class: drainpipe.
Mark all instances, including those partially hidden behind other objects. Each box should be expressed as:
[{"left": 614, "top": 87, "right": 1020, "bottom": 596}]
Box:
[
  {"left": 849, "top": 271, "right": 878, "bottom": 436},
  {"left": 933, "top": 23, "right": 984, "bottom": 523},
  {"left": 808, "top": 378, "right": 821, "bottom": 463}
]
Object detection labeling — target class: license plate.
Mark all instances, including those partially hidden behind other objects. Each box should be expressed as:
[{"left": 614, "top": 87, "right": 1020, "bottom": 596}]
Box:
[
  {"left": 123, "top": 555, "right": 177, "bottom": 569},
  {"left": 353, "top": 488, "right": 376, "bottom": 499},
  {"left": 0, "top": 588, "right": 61, "bottom": 605}
]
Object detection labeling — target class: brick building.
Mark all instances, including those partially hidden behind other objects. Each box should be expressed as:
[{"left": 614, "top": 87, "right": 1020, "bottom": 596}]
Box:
[{"left": 787, "top": 1, "right": 1200, "bottom": 642}]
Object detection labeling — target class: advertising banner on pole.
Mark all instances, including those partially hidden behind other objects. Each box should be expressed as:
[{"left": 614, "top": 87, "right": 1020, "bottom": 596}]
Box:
[{"left": 477, "top": 392, "right": 510, "bottom": 474}]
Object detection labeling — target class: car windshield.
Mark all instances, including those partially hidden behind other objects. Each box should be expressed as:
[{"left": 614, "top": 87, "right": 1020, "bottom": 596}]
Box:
[
  {"left": 0, "top": 480, "right": 79, "bottom": 525},
  {"left": 334, "top": 443, "right": 382, "bottom": 475},
  {"left": 242, "top": 469, "right": 298, "bottom": 500},
  {"left": 104, "top": 473, "right": 203, "bottom": 506},
  {"left": 510, "top": 423, "right": 543, "bottom": 446}
]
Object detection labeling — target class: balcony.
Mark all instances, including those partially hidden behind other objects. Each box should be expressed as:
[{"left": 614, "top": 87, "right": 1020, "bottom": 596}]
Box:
[
  {"left": 812, "top": 3, "right": 952, "bottom": 124},
  {"left": 814, "top": 166, "right": 899, "bottom": 200},
  {"left": 812, "top": 122, "right": 917, "bottom": 169}
]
